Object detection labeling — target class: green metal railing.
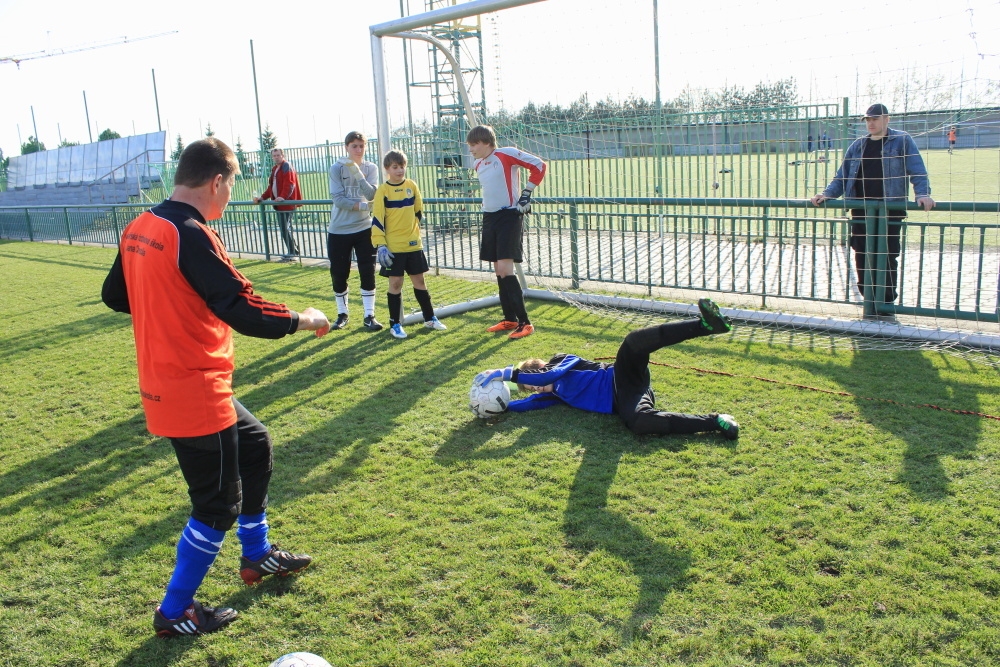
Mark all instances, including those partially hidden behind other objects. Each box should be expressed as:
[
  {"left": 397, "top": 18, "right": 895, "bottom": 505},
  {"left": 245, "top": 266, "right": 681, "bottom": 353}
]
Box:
[{"left": 2, "top": 198, "right": 997, "bottom": 324}]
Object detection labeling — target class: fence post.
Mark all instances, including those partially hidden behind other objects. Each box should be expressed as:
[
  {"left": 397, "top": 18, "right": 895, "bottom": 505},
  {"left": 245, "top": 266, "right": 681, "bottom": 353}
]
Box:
[
  {"left": 259, "top": 202, "right": 272, "bottom": 259},
  {"left": 873, "top": 200, "right": 891, "bottom": 310},
  {"left": 569, "top": 202, "right": 580, "bottom": 289},
  {"left": 861, "top": 202, "right": 877, "bottom": 319},
  {"left": 112, "top": 205, "right": 122, "bottom": 241},
  {"left": 24, "top": 208, "right": 34, "bottom": 242},
  {"left": 63, "top": 207, "right": 73, "bottom": 245},
  {"left": 760, "top": 205, "right": 768, "bottom": 307}
]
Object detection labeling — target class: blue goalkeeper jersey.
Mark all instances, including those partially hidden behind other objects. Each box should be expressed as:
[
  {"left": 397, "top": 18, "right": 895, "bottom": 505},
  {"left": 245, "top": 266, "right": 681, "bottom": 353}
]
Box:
[{"left": 508, "top": 353, "right": 615, "bottom": 414}]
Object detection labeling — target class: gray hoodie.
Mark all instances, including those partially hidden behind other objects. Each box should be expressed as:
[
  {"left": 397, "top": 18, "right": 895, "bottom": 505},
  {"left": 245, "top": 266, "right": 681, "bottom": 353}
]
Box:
[{"left": 328, "top": 160, "right": 379, "bottom": 234}]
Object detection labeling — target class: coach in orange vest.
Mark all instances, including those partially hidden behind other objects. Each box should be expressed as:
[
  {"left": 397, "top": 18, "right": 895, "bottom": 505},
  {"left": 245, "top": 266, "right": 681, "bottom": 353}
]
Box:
[{"left": 102, "top": 138, "right": 330, "bottom": 637}]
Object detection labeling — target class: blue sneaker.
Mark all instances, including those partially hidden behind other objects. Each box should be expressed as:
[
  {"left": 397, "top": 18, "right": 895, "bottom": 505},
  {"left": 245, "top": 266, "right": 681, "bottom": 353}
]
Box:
[{"left": 390, "top": 323, "right": 407, "bottom": 339}]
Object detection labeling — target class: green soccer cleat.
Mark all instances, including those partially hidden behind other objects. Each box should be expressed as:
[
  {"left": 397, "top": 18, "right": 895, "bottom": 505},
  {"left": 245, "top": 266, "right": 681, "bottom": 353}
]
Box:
[
  {"left": 716, "top": 414, "right": 739, "bottom": 440},
  {"left": 698, "top": 298, "right": 732, "bottom": 334}
]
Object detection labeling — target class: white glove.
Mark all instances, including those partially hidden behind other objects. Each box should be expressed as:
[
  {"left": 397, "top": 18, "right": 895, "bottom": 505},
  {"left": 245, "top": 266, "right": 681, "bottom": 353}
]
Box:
[
  {"left": 345, "top": 161, "right": 364, "bottom": 180},
  {"left": 337, "top": 156, "right": 352, "bottom": 165},
  {"left": 376, "top": 245, "right": 394, "bottom": 270}
]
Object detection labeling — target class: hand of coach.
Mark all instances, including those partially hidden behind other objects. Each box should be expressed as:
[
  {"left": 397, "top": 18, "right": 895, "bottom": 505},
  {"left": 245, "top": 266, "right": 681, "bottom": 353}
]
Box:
[
  {"left": 297, "top": 307, "right": 332, "bottom": 337},
  {"left": 810, "top": 193, "right": 935, "bottom": 211}
]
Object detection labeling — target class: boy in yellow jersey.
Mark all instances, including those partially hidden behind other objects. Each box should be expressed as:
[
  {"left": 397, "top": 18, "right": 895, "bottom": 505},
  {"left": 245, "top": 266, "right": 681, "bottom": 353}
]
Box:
[{"left": 371, "top": 150, "right": 446, "bottom": 339}]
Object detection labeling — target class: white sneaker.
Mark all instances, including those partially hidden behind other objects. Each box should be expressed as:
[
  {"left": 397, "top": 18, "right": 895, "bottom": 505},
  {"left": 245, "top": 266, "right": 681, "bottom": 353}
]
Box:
[
  {"left": 424, "top": 317, "right": 447, "bottom": 331},
  {"left": 390, "top": 323, "right": 407, "bottom": 339}
]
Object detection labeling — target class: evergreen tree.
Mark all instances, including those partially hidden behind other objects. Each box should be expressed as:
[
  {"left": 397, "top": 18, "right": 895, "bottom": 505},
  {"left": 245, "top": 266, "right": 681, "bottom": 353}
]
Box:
[
  {"left": 21, "top": 136, "right": 45, "bottom": 154},
  {"left": 235, "top": 137, "right": 249, "bottom": 175},
  {"left": 171, "top": 135, "right": 184, "bottom": 161},
  {"left": 260, "top": 124, "right": 278, "bottom": 152},
  {"left": 205, "top": 123, "right": 215, "bottom": 137}
]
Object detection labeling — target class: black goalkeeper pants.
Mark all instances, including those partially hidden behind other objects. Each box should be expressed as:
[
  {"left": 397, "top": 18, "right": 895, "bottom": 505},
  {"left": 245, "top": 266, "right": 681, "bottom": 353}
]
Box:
[
  {"left": 613, "top": 319, "right": 720, "bottom": 436},
  {"left": 170, "top": 399, "right": 273, "bottom": 531}
]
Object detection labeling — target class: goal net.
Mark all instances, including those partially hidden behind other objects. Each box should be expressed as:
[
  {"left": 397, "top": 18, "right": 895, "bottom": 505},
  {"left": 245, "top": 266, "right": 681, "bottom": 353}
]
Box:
[{"left": 373, "top": 0, "right": 1000, "bottom": 363}]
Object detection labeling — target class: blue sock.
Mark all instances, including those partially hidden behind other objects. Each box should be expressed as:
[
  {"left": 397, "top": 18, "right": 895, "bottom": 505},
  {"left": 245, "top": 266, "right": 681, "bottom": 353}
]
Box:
[
  {"left": 236, "top": 512, "right": 271, "bottom": 562},
  {"left": 159, "top": 518, "right": 224, "bottom": 620}
]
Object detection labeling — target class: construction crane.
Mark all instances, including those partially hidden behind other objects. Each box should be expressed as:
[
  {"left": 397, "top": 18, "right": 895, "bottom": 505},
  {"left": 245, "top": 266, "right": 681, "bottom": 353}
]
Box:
[{"left": 1, "top": 31, "right": 178, "bottom": 68}]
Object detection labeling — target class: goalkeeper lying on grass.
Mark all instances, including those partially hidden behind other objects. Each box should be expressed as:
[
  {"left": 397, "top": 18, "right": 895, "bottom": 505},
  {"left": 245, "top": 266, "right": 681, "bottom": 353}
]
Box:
[{"left": 476, "top": 298, "right": 740, "bottom": 440}]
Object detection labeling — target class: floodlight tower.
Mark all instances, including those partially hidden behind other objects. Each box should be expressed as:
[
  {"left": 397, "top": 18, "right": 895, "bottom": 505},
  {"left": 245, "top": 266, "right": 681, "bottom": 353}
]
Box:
[
  {"left": 408, "top": 0, "right": 488, "bottom": 195},
  {"left": 371, "top": 0, "right": 544, "bottom": 193}
]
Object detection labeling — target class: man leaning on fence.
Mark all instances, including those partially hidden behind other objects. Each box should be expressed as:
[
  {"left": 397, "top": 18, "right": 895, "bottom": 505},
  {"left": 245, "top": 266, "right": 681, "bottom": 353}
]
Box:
[
  {"left": 254, "top": 148, "right": 303, "bottom": 262},
  {"left": 810, "top": 104, "right": 935, "bottom": 304}
]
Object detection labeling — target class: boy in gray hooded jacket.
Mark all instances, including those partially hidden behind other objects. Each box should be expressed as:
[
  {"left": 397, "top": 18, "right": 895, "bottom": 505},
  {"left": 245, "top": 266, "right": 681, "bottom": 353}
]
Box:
[{"left": 328, "top": 131, "right": 382, "bottom": 330}]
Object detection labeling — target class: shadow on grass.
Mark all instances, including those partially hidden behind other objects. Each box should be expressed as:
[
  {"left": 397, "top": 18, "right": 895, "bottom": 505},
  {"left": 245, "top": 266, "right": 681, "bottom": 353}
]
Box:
[
  {"left": 846, "top": 349, "right": 982, "bottom": 499},
  {"left": 710, "top": 341, "right": 988, "bottom": 500},
  {"left": 435, "top": 406, "right": 735, "bottom": 640},
  {"left": 0, "top": 243, "right": 117, "bottom": 274},
  {"left": 0, "top": 310, "right": 128, "bottom": 362},
  {"left": 266, "top": 332, "right": 512, "bottom": 497}
]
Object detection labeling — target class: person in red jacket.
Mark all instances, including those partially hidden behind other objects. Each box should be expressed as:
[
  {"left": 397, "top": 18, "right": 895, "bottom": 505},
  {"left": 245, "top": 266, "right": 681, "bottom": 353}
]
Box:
[
  {"left": 254, "top": 147, "right": 302, "bottom": 261},
  {"left": 103, "top": 138, "right": 331, "bottom": 638}
]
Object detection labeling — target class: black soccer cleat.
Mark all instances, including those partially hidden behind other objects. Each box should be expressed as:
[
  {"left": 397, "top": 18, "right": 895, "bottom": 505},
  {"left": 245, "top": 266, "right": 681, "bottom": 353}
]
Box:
[
  {"left": 239, "top": 545, "right": 312, "bottom": 585},
  {"left": 715, "top": 414, "right": 739, "bottom": 440},
  {"left": 331, "top": 313, "right": 349, "bottom": 330},
  {"left": 698, "top": 298, "right": 732, "bottom": 334},
  {"left": 363, "top": 315, "right": 383, "bottom": 331},
  {"left": 153, "top": 600, "right": 238, "bottom": 638}
]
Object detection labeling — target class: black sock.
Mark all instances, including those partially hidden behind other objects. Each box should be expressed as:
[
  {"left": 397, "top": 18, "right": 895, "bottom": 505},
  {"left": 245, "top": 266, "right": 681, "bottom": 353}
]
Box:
[
  {"left": 413, "top": 288, "right": 434, "bottom": 321},
  {"left": 387, "top": 292, "right": 402, "bottom": 325},
  {"left": 501, "top": 275, "right": 530, "bottom": 325},
  {"left": 496, "top": 275, "right": 514, "bottom": 322}
]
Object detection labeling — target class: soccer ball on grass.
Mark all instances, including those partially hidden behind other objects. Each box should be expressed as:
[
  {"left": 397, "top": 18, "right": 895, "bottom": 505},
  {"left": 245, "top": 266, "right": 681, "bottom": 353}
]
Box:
[
  {"left": 469, "top": 374, "right": 511, "bottom": 418},
  {"left": 268, "top": 653, "right": 333, "bottom": 667}
]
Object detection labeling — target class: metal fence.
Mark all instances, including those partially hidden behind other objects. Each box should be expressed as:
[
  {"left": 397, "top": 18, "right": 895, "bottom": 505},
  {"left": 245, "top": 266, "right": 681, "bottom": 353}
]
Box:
[{"left": 2, "top": 197, "right": 997, "bottom": 326}]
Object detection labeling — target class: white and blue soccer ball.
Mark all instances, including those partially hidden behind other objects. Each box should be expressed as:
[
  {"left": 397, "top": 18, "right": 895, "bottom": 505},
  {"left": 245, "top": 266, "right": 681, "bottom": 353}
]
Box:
[
  {"left": 469, "top": 375, "right": 511, "bottom": 418},
  {"left": 268, "top": 653, "right": 333, "bottom": 667}
]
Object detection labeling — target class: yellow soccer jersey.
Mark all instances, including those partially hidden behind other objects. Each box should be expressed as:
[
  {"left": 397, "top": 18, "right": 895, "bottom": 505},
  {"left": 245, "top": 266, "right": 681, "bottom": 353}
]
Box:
[{"left": 371, "top": 178, "right": 424, "bottom": 253}]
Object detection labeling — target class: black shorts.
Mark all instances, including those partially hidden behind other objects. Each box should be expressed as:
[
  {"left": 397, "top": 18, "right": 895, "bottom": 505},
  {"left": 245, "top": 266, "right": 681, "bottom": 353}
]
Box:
[
  {"left": 479, "top": 208, "right": 523, "bottom": 263},
  {"left": 379, "top": 249, "right": 430, "bottom": 277},
  {"left": 169, "top": 399, "right": 273, "bottom": 531}
]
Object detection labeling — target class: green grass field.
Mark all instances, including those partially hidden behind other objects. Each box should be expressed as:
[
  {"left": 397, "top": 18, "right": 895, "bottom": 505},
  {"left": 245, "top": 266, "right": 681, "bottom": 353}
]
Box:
[{"left": 3, "top": 239, "right": 1000, "bottom": 666}]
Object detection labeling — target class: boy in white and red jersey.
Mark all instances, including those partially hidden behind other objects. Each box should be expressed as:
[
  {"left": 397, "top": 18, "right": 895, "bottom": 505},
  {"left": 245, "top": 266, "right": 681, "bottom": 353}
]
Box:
[
  {"left": 466, "top": 125, "right": 547, "bottom": 339},
  {"left": 102, "top": 139, "right": 331, "bottom": 638}
]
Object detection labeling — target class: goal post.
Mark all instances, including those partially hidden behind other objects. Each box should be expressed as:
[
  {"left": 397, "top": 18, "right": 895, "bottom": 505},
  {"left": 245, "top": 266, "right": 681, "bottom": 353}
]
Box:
[{"left": 369, "top": 0, "right": 548, "bottom": 165}]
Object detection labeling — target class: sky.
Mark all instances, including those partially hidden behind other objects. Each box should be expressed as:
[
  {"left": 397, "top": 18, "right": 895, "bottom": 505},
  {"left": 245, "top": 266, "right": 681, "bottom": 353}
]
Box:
[{"left": 1, "top": 0, "right": 998, "bottom": 159}]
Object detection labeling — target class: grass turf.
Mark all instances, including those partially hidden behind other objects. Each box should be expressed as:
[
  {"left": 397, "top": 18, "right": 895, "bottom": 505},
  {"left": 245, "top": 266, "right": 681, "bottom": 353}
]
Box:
[{"left": 2, "top": 239, "right": 1000, "bottom": 666}]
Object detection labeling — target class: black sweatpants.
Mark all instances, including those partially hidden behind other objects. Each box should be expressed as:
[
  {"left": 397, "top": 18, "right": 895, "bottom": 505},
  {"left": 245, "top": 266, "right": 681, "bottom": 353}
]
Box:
[{"left": 613, "top": 319, "right": 720, "bottom": 436}]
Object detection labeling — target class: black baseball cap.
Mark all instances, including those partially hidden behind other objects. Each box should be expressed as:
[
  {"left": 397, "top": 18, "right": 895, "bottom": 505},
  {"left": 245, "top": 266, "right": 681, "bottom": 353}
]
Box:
[{"left": 862, "top": 103, "right": 889, "bottom": 119}]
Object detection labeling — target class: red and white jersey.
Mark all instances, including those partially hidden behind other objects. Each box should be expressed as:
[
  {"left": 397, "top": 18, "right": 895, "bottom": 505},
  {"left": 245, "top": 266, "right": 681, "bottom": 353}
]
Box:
[{"left": 473, "top": 147, "right": 547, "bottom": 213}]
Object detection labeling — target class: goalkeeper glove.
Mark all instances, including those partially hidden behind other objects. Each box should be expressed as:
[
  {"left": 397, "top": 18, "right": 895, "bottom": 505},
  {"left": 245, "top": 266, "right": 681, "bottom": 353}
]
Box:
[
  {"left": 477, "top": 366, "right": 514, "bottom": 387},
  {"left": 516, "top": 188, "right": 533, "bottom": 213},
  {"left": 376, "top": 245, "right": 394, "bottom": 270},
  {"left": 337, "top": 156, "right": 352, "bottom": 165},
  {"left": 345, "top": 161, "right": 364, "bottom": 180}
]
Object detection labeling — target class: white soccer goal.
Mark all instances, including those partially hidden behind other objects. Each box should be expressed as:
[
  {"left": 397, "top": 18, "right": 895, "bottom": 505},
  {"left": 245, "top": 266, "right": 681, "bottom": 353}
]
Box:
[{"left": 369, "top": 0, "right": 1000, "bottom": 363}]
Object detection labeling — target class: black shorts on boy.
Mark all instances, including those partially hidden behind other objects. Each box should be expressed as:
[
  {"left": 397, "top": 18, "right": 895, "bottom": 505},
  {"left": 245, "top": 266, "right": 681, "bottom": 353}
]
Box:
[
  {"left": 479, "top": 209, "right": 524, "bottom": 263},
  {"left": 379, "top": 249, "right": 430, "bottom": 278}
]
